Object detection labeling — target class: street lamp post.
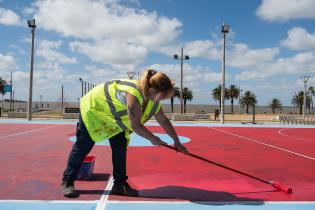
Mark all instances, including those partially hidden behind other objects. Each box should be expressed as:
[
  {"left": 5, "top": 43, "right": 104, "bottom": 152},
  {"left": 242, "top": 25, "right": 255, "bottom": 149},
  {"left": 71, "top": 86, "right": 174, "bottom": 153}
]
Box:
[
  {"left": 79, "top": 78, "right": 83, "bottom": 97},
  {"left": 174, "top": 47, "right": 189, "bottom": 114},
  {"left": 9, "top": 72, "right": 12, "bottom": 111},
  {"left": 238, "top": 86, "right": 243, "bottom": 114},
  {"left": 27, "top": 18, "right": 36, "bottom": 121},
  {"left": 301, "top": 76, "right": 310, "bottom": 118},
  {"left": 40, "top": 95, "right": 43, "bottom": 110},
  {"left": 84, "top": 81, "right": 87, "bottom": 94},
  {"left": 13, "top": 91, "right": 15, "bottom": 111},
  {"left": 220, "top": 23, "right": 229, "bottom": 124}
]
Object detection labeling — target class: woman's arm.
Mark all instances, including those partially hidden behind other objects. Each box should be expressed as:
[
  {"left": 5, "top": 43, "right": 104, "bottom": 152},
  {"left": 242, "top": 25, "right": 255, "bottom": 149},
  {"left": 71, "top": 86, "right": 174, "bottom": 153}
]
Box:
[
  {"left": 127, "top": 93, "right": 165, "bottom": 145},
  {"left": 154, "top": 108, "right": 188, "bottom": 153}
]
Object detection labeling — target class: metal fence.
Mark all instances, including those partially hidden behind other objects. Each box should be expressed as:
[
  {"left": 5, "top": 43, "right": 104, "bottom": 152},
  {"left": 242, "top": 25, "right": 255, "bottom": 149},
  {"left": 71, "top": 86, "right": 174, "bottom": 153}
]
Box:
[{"left": 279, "top": 115, "right": 315, "bottom": 125}]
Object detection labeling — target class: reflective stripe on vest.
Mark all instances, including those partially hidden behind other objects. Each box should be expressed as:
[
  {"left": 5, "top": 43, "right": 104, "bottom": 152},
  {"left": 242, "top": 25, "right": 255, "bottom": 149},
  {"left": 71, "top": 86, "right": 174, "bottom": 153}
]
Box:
[
  {"left": 104, "top": 80, "right": 142, "bottom": 131},
  {"left": 148, "top": 102, "right": 159, "bottom": 120},
  {"left": 115, "top": 80, "right": 138, "bottom": 89}
]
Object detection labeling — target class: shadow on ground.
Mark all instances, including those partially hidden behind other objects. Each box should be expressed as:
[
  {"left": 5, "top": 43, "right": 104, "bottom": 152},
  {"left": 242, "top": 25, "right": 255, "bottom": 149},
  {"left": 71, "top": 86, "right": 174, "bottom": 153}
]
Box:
[{"left": 139, "top": 185, "right": 265, "bottom": 205}]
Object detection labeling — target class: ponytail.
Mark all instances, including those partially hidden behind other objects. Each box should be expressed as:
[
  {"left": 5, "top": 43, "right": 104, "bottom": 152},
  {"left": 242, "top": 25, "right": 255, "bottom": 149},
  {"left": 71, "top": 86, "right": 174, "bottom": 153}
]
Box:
[{"left": 138, "top": 69, "right": 174, "bottom": 100}]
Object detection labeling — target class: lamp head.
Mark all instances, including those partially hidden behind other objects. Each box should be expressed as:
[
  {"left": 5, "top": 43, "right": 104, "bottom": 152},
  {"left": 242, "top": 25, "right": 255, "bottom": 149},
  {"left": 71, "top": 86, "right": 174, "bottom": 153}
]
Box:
[
  {"left": 27, "top": 19, "right": 36, "bottom": 28},
  {"left": 221, "top": 23, "right": 229, "bottom": 33}
]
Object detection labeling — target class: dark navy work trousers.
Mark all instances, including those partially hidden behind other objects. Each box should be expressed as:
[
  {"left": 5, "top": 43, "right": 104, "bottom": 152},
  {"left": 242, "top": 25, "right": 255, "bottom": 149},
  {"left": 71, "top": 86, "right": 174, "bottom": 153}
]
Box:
[{"left": 63, "top": 115, "right": 128, "bottom": 184}]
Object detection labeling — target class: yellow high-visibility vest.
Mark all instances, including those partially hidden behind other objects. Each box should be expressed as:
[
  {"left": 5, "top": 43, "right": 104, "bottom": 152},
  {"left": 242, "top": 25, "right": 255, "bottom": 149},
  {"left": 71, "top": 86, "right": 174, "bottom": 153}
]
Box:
[{"left": 80, "top": 79, "right": 161, "bottom": 143}]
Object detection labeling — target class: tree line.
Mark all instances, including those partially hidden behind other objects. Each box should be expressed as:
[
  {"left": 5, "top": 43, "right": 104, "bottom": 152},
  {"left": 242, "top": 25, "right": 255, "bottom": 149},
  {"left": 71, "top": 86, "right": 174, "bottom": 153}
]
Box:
[
  {"left": 211, "top": 84, "right": 315, "bottom": 115},
  {"left": 1, "top": 77, "right": 314, "bottom": 115}
]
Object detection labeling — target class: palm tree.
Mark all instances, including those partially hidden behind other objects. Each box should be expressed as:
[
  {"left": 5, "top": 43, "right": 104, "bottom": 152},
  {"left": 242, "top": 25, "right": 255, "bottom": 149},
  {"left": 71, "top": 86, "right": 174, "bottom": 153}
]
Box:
[
  {"left": 0, "top": 77, "right": 7, "bottom": 111},
  {"left": 182, "top": 87, "right": 193, "bottom": 113},
  {"left": 239, "top": 91, "right": 257, "bottom": 113},
  {"left": 170, "top": 86, "right": 180, "bottom": 113},
  {"left": 211, "top": 85, "right": 228, "bottom": 109},
  {"left": 226, "top": 85, "right": 240, "bottom": 113},
  {"left": 307, "top": 91, "right": 312, "bottom": 114},
  {"left": 212, "top": 85, "right": 221, "bottom": 108},
  {"left": 269, "top": 98, "right": 282, "bottom": 114},
  {"left": 291, "top": 91, "right": 312, "bottom": 115},
  {"left": 0, "top": 77, "right": 6, "bottom": 95},
  {"left": 309, "top": 86, "right": 315, "bottom": 115},
  {"left": 292, "top": 91, "right": 304, "bottom": 115}
]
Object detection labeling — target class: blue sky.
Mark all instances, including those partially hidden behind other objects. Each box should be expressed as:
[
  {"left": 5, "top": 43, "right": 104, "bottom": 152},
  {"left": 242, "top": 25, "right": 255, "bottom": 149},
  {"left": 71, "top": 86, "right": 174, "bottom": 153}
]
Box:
[{"left": 0, "top": 0, "right": 315, "bottom": 106}]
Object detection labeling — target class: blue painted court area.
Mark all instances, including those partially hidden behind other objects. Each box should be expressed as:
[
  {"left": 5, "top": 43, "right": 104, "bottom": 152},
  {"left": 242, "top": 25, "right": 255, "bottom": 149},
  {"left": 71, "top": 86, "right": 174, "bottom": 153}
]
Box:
[
  {"left": 69, "top": 133, "right": 191, "bottom": 146},
  {"left": 1, "top": 201, "right": 315, "bottom": 210},
  {"left": 0, "top": 201, "right": 97, "bottom": 210}
]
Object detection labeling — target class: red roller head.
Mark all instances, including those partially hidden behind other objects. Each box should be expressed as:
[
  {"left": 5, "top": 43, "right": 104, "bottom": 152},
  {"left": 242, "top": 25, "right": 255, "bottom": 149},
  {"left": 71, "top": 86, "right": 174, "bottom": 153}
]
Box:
[{"left": 271, "top": 181, "right": 292, "bottom": 194}]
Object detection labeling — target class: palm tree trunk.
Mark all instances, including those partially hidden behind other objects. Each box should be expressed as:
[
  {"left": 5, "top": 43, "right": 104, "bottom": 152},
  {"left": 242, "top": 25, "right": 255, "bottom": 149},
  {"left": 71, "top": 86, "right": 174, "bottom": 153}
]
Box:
[
  {"left": 231, "top": 98, "right": 234, "bottom": 113},
  {"left": 299, "top": 105, "right": 303, "bottom": 115},
  {"left": 246, "top": 105, "right": 249, "bottom": 113},
  {"left": 312, "top": 97, "right": 314, "bottom": 115},
  {"left": 184, "top": 100, "right": 187, "bottom": 113},
  {"left": 171, "top": 97, "right": 174, "bottom": 113}
]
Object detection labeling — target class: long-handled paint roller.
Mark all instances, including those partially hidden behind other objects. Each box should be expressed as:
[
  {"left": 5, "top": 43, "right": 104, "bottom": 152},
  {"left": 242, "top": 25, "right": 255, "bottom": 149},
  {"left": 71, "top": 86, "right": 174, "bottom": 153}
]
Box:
[{"left": 161, "top": 144, "right": 292, "bottom": 194}]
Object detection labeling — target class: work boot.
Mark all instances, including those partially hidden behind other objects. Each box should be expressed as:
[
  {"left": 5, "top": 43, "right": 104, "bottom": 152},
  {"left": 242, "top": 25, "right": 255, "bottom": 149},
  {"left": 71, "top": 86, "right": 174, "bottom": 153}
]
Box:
[
  {"left": 111, "top": 182, "right": 139, "bottom": 197},
  {"left": 61, "top": 180, "right": 79, "bottom": 198}
]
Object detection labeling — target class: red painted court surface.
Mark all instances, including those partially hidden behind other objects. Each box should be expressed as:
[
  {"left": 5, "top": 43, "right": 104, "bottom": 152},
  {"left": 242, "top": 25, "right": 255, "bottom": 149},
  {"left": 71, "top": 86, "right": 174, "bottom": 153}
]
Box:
[{"left": 0, "top": 121, "right": 315, "bottom": 204}]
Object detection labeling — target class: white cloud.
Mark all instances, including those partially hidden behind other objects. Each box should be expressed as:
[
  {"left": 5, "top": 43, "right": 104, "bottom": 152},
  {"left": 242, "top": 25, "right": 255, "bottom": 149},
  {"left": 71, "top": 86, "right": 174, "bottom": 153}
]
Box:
[
  {"left": 158, "top": 40, "right": 279, "bottom": 70},
  {"left": 228, "top": 43, "right": 280, "bottom": 69},
  {"left": 184, "top": 40, "right": 220, "bottom": 59},
  {"left": 256, "top": 0, "right": 315, "bottom": 22},
  {"left": 280, "top": 27, "right": 315, "bottom": 51},
  {"left": 156, "top": 39, "right": 221, "bottom": 60},
  {"left": 31, "top": 0, "right": 182, "bottom": 44},
  {"left": 149, "top": 63, "right": 226, "bottom": 87},
  {"left": 30, "top": 0, "right": 181, "bottom": 70},
  {"left": 0, "top": 7, "right": 23, "bottom": 26},
  {"left": 235, "top": 51, "right": 315, "bottom": 80},
  {"left": 146, "top": 63, "right": 226, "bottom": 104},
  {"left": 70, "top": 39, "right": 146, "bottom": 70},
  {"left": 1, "top": 39, "right": 80, "bottom": 102},
  {"left": 85, "top": 65, "right": 127, "bottom": 82},
  {"left": 0, "top": 53, "right": 19, "bottom": 73},
  {"left": 36, "top": 40, "right": 77, "bottom": 64}
]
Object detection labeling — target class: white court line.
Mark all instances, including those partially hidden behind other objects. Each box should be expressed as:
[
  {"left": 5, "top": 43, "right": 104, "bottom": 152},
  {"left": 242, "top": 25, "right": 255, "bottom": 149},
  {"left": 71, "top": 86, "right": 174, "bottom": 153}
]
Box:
[
  {"left": 96, "top": 176, "right": 114, "bottom": 210},
  {"left": 0, "top": 124, "right": 59, "bottom": 140},
  {"left": 1, "top": 199, "right": 315, "bottom": 205},
  {"left": 106, "top": 200, "right": 315, "bottom": 204},
  {"left": 0, "top": 200, "right": 98, "bottom": 203},
  {"left": 278, "top": 128, "right": 315, "bottom": 143},
  {"left": 210, "top": 127, "right": 315, "bottom": 161}
]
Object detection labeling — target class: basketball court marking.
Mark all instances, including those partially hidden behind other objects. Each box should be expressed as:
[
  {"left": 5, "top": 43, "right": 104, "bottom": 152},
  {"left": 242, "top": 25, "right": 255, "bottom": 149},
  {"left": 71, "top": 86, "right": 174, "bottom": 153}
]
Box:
[
  {"left": 0, "top": 124, "right": 60, "bottom": 140},
  {"left": 209, "top": 127, "right": 315, "bottom": 161},
  {"left": 96, "top": 176, "right": 114, "bottom": 210},
  {"left": 277, "top": 128, "right": 315, "bottom": 143}
]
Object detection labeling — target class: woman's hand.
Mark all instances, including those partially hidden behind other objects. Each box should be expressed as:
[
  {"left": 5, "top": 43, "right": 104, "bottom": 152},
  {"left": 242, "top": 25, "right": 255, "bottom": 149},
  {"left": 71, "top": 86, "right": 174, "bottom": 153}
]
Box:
[
  {"left": 150, "top": 136, "right": 167, "bottom": 146},
  {"left": 174, "top": 141, "right": 189, "bottom": 154}
]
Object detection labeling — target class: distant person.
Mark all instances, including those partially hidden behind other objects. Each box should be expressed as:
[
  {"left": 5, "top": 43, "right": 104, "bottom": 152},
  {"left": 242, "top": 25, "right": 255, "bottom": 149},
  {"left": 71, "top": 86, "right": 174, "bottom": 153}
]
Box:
[{"left": 61, "top": 69, "right": 188, "bottom": 198}]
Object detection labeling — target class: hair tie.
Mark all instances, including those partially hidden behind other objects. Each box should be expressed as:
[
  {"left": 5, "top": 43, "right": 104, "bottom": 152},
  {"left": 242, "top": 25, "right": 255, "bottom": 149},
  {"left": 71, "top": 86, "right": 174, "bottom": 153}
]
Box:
[{"left": 147, "top": 69, "right": 157, "bottom": 80}]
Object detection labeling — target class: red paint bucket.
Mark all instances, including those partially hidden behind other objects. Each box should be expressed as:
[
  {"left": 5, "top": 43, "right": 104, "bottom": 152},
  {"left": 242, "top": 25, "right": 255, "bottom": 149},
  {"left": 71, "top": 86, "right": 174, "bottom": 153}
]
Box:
[{"left": 76, "top": 156, "right": 95, "bottom": 180}]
